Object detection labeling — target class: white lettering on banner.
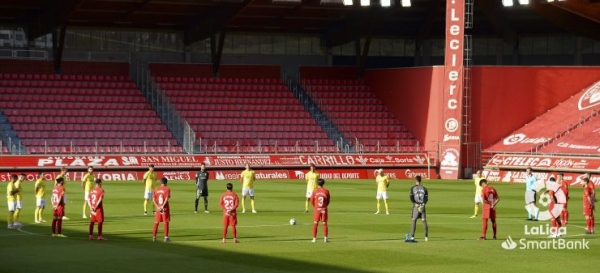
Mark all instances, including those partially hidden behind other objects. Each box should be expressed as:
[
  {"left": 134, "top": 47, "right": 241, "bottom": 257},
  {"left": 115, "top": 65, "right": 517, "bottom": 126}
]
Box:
[
  {"left": 255, "top": 172, "right": 289, "bottom": 179},
  {"left": 162, "top": 171, "right": 191, "bottom": 180},
  {"left": 443, "top": 134, "right": 461, "bottom": 142},
  {"left": 37, "top": 157, "right": 120, "bottom": 167},
  {"left": 503, "top": 133, "right": 549, "bottom": 146},
  {"left": 577, "top": 81, "right": 600, "bottom": 110},
  {"left": 404, "top": 169, "right": 429, "bottom": 179},
  {"left": 298, "top": 155, "right": 355, "bottom": 166}
]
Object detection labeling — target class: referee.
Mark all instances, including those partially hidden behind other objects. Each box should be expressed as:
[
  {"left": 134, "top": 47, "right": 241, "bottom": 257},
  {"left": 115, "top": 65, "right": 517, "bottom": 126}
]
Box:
[
  {"left": 408, "top": 175, "right": 429, "bottom": 242},
  {"left": 524, "top": 167, "right": 539, "bottom": 221},
  {"left": 195, "top": 163, "right": 210, "bottom": 214}
]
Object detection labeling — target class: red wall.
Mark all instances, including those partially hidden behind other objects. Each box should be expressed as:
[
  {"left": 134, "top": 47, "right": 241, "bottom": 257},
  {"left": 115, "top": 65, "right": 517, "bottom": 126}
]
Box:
[
  {"left": 149, "top": 63, "right": 281, "bottom": 78},
  {"left": 471, "top": 66, "right": 600, "bottom": 148},
  {"left": 0, "top": 60, "right": 54, "bottom": 74},
  {"left": 364, "top": 67, "right": 444, "bottom": 154}
]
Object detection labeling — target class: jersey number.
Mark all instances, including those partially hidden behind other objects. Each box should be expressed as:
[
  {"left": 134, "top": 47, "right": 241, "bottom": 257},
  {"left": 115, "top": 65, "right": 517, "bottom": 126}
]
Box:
[
  {"left": 51, "top": 193, "right": 60, "bottom": 205},
  {"left": 224, "top": 198, "right": 234, "bottom": 210},
  {"left": 317, "top": 196, "right": 325, "bottom": 207}
]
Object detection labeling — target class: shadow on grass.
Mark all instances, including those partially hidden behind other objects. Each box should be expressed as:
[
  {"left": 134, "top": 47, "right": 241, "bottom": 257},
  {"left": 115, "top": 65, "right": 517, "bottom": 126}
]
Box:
[{"left": 0, "top": 219, "right": 370, "bottom": 273}]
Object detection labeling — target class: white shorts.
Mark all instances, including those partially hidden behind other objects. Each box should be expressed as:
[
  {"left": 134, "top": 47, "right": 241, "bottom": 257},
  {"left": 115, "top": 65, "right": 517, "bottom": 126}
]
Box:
[
  {"left": 84, "top": 191, "right": 90, "bottom": 201},
  {"left": 474, "top": 194, "right": 483, "bottom": 203},
  {"left": 15, "top": 201, "right": 23, "bottom": 209},
  {"left": 306, "top": 190, "right": 313, "bottom": 198},
  {"left": 525, "top": 190, "right": 536, "bottom": 204},
  {"left": 242, "top": 188, "right": 255, "bottom": 197},
  {"left": 376, "top": 191, "right": 389, "bottom": 200},
  {"left": 7, "top": 201, "right": 15, "bottom": 211},
  {"left": 144, "top": 190, "right": 153, "bottom": 199},
  {"left": 36, "top": 198, "right": 46, "bottom": 207}
]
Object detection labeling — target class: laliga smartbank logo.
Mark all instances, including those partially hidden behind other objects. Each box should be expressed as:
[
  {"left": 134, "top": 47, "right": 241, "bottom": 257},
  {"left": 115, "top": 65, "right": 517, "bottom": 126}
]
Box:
[{"left": 502, "top": 225, "right": 589, "bottom": 250}]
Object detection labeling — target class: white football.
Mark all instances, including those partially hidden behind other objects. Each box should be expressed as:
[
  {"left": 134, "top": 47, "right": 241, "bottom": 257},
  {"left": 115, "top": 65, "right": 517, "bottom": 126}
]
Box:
[{"left": 289, "top": 218, "right": 297, "bottom": 225}]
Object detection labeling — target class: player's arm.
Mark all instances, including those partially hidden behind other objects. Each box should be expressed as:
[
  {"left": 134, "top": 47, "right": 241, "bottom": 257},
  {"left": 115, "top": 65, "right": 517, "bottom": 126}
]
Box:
[
  {"left": 423, "top": 188, "right": 429, "bottom": 204},
  {"left": 239, "top": 172, "right": 244, "bottom": 184},
  {"left": 386, "top": 177, "right": 390, "bottom": 188},
  {"left": 34, "top": 181, "right": 39, "bottom": 194},
  {"left": 143, "top": 172, "right": 148, "bottom": 184},
  {"left": 409, "top": 187, "right": 415, "bottom": 204},
  {"left": 311, "top": 192, "right": 317, "bottom": 207},
  {"left": 81, "top": 174, "right": 87, "bottom": 189},
  {"left": 233, "top": 195, "right": 239, "bottom": 210},
  {"left": 492, "top": 194, "right": 500, "bottom": 209},
  {"left": 92, "top": 196, "right": 103, "bottom": 212}
]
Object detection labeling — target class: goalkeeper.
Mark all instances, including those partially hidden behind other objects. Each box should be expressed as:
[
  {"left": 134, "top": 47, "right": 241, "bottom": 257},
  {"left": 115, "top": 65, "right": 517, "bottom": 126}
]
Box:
[{"left": 408, "top": 175, "right": 429, "bottom": 242}]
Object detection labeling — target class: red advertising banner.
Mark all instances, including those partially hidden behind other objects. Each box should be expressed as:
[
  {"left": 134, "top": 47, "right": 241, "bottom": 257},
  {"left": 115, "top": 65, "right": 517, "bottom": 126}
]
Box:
[
  {"left": 0, "top": 153, "right": 430, "bottom": 170},
  {"left": 0, "top": 168, "right": 437, "bottom": 182},
  {"left": 486, "top": 154, "right": 600, "bottom": 172},
  {"left": 440, "top": 0, "right": 465, "bottom": 179},
  {"left": 482, "top": 169, "right": 600, "bottom": 186}
]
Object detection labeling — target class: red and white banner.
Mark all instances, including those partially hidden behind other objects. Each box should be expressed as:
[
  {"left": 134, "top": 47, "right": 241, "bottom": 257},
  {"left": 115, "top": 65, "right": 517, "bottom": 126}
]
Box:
[
  {"left": 0, "top": 168, "right": 436, "bottom": 182},
  {"left": 486, "top": 154, "right": 600, "bottom": 172},
  {"left": 0, "top": 153, "right": 430, "bottom": 170},
  {"left": 440, "top": 0, "right": 465, "bottom": 179},
  {"left": 482, "top": 169, "right": 600, "bottom": 186}
]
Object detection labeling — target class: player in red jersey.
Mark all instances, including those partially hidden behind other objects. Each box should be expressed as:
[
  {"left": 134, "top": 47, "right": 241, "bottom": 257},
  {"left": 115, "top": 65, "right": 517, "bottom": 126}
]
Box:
[
  {"left": 51, "top": 177, "right": 67, "bottom": 238},
  {"left": 88, "top": 178, "right": 105, "bottom": 241},
  {"left": 556, "top": 173, "right": 569, "bottom": 225},
  {"left": 583, "top": 177, "right": 596, "bottom": 234},
  {"left": 220, "top": 183, "right": 240, "bottom": 243},
  {"left": 479, "top": 179, "right": 499, "bottom": 240},
  {"left": 311, "top": 178, "right": 330, "bottom": 243},
  {"left": 152, "top": 177, "right": 171, "bottom": 242}
]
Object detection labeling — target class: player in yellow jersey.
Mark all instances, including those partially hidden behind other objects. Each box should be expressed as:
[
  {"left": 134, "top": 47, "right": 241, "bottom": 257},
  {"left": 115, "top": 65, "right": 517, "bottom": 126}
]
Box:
[
  {"left": 143, "top": 164, "right": 157, "bottom": 215},
  {"left": 55, "top": 167, "right": 70, "bottom": 220},
  {"left": 375, "top": 169, "right": 390, "bottom": 215},
  {"left": 240, "top": 163, "right": 257, "bottom": 213},
  {"left": 304, "top": 163, "right": 320, "bottom": 213},
  {"left": 13, "top": 173, "right": 26, "bottom": 226},
  {"left": 34, "top": 172, "right": 47, "bottom": 223},
  {"left": 81, "top": 166, "right": 95, "bottom": 219},
  {"left": 470, "top": 169, "right": 484, "bottom": 218},
  {"left": 6, "top": 174, "right": 18, "bottom": 229}
]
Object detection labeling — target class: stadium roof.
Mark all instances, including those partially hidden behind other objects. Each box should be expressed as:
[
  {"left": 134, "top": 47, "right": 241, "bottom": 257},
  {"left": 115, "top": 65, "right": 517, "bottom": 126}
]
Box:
[{"left": 1, "top": 0, "right": 599, "bottom": 47}]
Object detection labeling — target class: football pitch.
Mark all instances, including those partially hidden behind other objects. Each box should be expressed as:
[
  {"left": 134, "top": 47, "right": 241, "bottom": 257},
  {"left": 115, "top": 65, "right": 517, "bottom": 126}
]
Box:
[{"left": 1, "top": 178, "right": 598, "bottom": 273}]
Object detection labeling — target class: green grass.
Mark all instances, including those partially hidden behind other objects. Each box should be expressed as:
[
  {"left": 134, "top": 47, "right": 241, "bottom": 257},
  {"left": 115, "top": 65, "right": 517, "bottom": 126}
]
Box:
[{"left": 1, "top": 178, "right": 598, "bottom": 273}]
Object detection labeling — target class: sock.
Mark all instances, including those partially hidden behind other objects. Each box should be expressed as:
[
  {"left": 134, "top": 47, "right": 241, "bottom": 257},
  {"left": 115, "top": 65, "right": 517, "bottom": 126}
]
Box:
[
  {"left": 376, "top": 201, "right": 381, "bottom": 212},
  {"left": 384, "top": 200, "right": 389, "bottom": 213},
  {"left": 492, "top": 219, "right": 497, "bottom": 237},
  {"left": 482, "top": 218, "right": 488, "bottom": 237},
  {"left": 57, "top": 219, "right": 63, "bottom": 234},
  {"left": 83, "top": 203, "right": 87, "bottom": 216},
  {"left": 474, "top": 205, "right": 479, "bottom": 216},
  {"left": 323, "top": 223, "right": 328, "bottom": 237},
  {"left": 242, "top": 199, "right": 246, "bottom": 211},
  {"left": 305, "top": 200, "right": 309, "bottom": 211},
  {"left": 89, "top": 222, "right": 94, "bottom": 236},
  {"left": 251, "top": 199, "right": 255, "bottom": 211},
  {"left": 14, "top": 208, "right": 20, "bottom": 222},
  {"left": 561, "top": 209, "right": 569, "bottom": 225},
  {"left": 204, "top": 197, "right": 208, "bottom": 211},
  {"left": 39, "top": 208, "right": 44, "bottom": 221},
  {"left": 222, "top": 226, "right": 228, "bottom": 239},
  {"left": 312, "top": 222, "right": 318, "bottom": 238},
  {"left": 52, "top": 218, "right": 57, "bottom": 233},
  {"left": 410, "top": 219, "right": 417, "bottom": 237},
  {"left": 533, "top": 207, "right": 540, "bottom": 219},
  {"left": 591, "top": 217, "right": 595, "bottom": 231},
  {"left": 232, "top": 225, "right": 237, "bottom": 238},
  {"left": 34, "top": 208, "right": 39, "bottom": 222},
  {"left": 422, "top": 219, "right": 428, "bottom": 237},
  {"left": 153, "top": 223, "right": 159, "bottom": 237},
  {"left": 144, "top": 199, "right": 148, "bottom": 212},
  {"left": 164, "top": 222, "right": 169, "bottom": 237},
  {"left": 195, "top": 199, "right": 199, "bottom": 211},
  {"left": 8, "top": 211, "right": 14, "bottom": 225},
  {"left": 525, "top": 205, "right": 532, "bottom": 219},
  {"left": 98, "top": 223, "right": 103, "bottom": 236}
]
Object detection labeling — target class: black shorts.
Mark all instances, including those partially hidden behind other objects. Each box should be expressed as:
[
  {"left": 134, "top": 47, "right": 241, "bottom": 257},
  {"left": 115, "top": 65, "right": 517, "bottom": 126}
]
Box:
[{"left": 196, "top": 189, "right": 208, "bottom": 198}]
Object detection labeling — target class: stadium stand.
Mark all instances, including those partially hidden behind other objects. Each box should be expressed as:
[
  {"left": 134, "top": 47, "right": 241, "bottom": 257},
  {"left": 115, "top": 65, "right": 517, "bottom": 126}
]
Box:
[
  {"left": 537, "top": 114, "right": 600, "bottom": 155},
  {"left": 0, "top": 72, "right": 181, "bottom": 154},
  {"left": 155, "top": 76, "right": 336, "bottom": 153},
  {"left": 485, "top": 80, "right": 600, "bottom": 153},
  {"left": 301, "top": 78, "right": 417, "bottom": 152}
]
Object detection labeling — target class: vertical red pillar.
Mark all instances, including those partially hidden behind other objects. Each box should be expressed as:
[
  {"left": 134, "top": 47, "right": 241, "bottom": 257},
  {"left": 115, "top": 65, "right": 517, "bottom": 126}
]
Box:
[{"left": 440, "top": 0, "right": 465, "bottom": 179}]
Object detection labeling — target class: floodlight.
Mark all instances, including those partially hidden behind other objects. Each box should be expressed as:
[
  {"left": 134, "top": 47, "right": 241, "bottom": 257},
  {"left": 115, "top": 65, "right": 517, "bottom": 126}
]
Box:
[
  {"left": 502, "top": 0, "right": 513, "bottom": 7},
  {"left": 401, "top": 0, "right": 410, "bottom": 7},
  {"left": 361, "top": 0, "right": 370, "bottom": 6},
  {"left": 381, "top": 0, "right": 391, "bottom": 7}
]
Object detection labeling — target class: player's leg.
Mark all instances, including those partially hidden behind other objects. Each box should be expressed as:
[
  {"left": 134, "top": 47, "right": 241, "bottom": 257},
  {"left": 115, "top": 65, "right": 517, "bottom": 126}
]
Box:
[
  {"left": 305, "top": 197, "right": 310, "bottom": 213},
  {"left": 98, "top": 221, "right": 104, "bottom": 240},
  {"left": 421, "top": 215, "right": 428, "bottom": 241},
  {"left": 376, "top": 193, "right": 381, "bottom": 214},
  {"left": 34, "top": 199, "right": 40, "bottom": 223},
  {"left": 144, "top": 199, "right": 149, "bottom": 215},
  {"left": 250, "top": 189, "right": 256, "bottom": 213},
  {"left": 83, "top": 192, "right": 89, "bottom": 218},
  {"left": 164, "top": 221, "right": 170, "bottom": 241},
  {"left": 491, "top": 218, "right": 497, "bottom": 239},
  {"left": 480, "top": 218, "right": 488, "bottom": 239},
  {"left": 7, "top": 201, "right": 15, "bottom": 229},
  {"left": 312, "top": 221, "right": 318, "bottom": 242},
  {"left": 52, "top": 216, "right": 58, "bottom": 235},
  {"left": 472, "top": 195, "right": 480, "bottom": 218},
  {"left": 57, "top": 216, "right": 64, "bottom": 236},
  {"left": 203, "top": 196, "right": 209, "bottom": 212},
  {"left": 194, "top": 190, "right": 200, "bottom": 213},
  {"left": 13, "top": 201, "right": 22, "bottom": 225},
  {"left": 152, "top": 222, "right": 159, "bottom": 241},
  {"left": 241, "top": 189, "right": 247, "bottom": 213},
  {"left": 232, "top": 216, "right": 238, "bottom": 243},
  {"left": 89, "top": 221, "right": 95, "bottom": 240},
  {"left": 323, "top": 212, "right": 329, "bottom": 242},
  {"left": 222, "top": 216, "right": 229, "bottom": 242},
  {"left": 561, "top": 207, "right": 568, "bottom": 225},
  {"left": 383, "top": 192, "right": 389, "bottom": 215}
]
